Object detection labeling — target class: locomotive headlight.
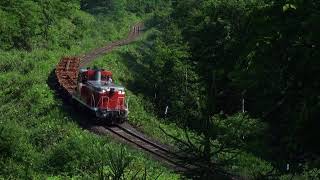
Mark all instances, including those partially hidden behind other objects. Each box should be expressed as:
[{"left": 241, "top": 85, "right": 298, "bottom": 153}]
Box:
[{"left": 119, "top": 91, "right": 125, "bottom": 95}]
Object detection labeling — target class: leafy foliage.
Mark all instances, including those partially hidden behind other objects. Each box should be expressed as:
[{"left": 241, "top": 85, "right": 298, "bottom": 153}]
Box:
[
  {"left": 0, "top": 1, "right": 179, "bottom": 179},
  {"left": 121, "top": 0, "right": 320, "bottom": 178},
  {"left": 0, "top": 0, "right": 86, "bottom": 50},
  {"left": 1, "top": 0, "right": 319, "bottom": 179}
]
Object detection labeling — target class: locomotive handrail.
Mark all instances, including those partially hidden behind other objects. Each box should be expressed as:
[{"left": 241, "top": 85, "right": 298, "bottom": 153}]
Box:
[
  {"left": 91, "top": 94, "right": 95, "bottom": 107},
  {"left": 96, "top": 95, "right": 102, "bottom": 108},
  {"left": 101, "top": 96, "right": 110, "bottom": 109},
  {"left": 117, "top": 97, "right": 125, "bottom": 110}
]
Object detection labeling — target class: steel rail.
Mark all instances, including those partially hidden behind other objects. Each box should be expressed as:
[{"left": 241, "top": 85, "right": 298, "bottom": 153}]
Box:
[{"left": 104, "top": 125, "right": 190, "bottom": 172}]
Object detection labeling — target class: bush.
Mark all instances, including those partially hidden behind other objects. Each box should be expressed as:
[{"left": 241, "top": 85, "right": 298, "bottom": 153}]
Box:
[
  {"left": 0, "top": 121, "right": 40, "bottom": 179},
  {"left": 45, "top": 132, "right": 109, "bottom": 175}
]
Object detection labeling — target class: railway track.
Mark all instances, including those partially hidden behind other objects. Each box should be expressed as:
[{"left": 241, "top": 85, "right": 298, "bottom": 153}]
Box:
[
  {"left": 79, "top": 22, "right": 143, "bottom": 67},
  {"left": 104, "top": 123, "right": 191, "bottom": 172}
]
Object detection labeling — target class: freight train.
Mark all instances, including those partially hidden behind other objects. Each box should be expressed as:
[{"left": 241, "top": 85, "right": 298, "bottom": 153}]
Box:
[{"left": 72, "top": 68, "right": 128, "bottom": 123}]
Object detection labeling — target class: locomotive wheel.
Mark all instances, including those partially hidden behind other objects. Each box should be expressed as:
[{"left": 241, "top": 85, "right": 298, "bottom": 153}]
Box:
[{"left": 94, "top": 117, "right": 105, "bottom": 126}]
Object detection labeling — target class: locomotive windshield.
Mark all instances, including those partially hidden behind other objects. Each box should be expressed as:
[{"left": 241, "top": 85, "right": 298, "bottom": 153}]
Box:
[{"left": 87, "top": 80, "right": 124, "bottom": 92}]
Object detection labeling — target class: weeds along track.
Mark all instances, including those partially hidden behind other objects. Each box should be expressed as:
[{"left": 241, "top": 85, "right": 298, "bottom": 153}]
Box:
[
  {"left": 79, "top": 22, "right": 144, "bottom": 67},
  {"left": 91, "top": 123, "right": 238, "bottom": 179},
  {"left": 103, "top": 123, "right": 191, "bottom": 172}
]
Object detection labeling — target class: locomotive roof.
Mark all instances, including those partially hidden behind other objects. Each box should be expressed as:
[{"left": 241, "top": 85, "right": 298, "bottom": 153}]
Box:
[
  {"left": 80, "top": 68, "right": 112, "bottom": 75},
  {"left": 87, "top": 80, "right": 124, "bottom": 91}
]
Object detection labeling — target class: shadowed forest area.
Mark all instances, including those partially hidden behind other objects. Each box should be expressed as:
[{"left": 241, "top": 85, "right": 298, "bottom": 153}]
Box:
[{"left": 1, "top": 0, "right": 319, "bottom": 179}]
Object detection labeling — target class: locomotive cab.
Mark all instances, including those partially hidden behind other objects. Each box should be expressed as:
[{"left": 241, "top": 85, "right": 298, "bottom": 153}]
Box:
[{"left": 73, "top": 68, "right": 128, "bottom": 123}]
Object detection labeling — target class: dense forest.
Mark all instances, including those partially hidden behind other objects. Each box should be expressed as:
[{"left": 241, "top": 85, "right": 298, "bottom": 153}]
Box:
[
  {"left": 0, "top": 0, "right": 319, "bottom": 179},
  {"left": 138, "top": 0, "right": 320, "bottom": 178}
]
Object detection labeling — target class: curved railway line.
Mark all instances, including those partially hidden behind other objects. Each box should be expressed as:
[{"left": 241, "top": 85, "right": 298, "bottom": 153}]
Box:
[
  {"left": 54, "top": 22, "right": 238, "bottom": 179},
  {"left": 55, "top": 22, "right": 191, "bottom": 171},
  {"left": 89, "top": 123, "right": 191, "bottom": 172}
]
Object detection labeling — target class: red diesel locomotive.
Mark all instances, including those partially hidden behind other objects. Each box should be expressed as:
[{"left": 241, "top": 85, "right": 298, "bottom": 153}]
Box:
[{"left": 72, "top": 68, "right": 128, "bottom": 123}]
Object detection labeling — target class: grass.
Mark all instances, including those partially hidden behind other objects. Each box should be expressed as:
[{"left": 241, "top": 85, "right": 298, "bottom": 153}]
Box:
[{"left": 0, "top": 13, "right": 180, "bottom": 179}]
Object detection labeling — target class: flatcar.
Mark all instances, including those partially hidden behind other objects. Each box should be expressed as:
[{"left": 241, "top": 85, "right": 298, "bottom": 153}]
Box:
[{"left": 72, "top": 68, "right": 128, "bottom": 123}]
